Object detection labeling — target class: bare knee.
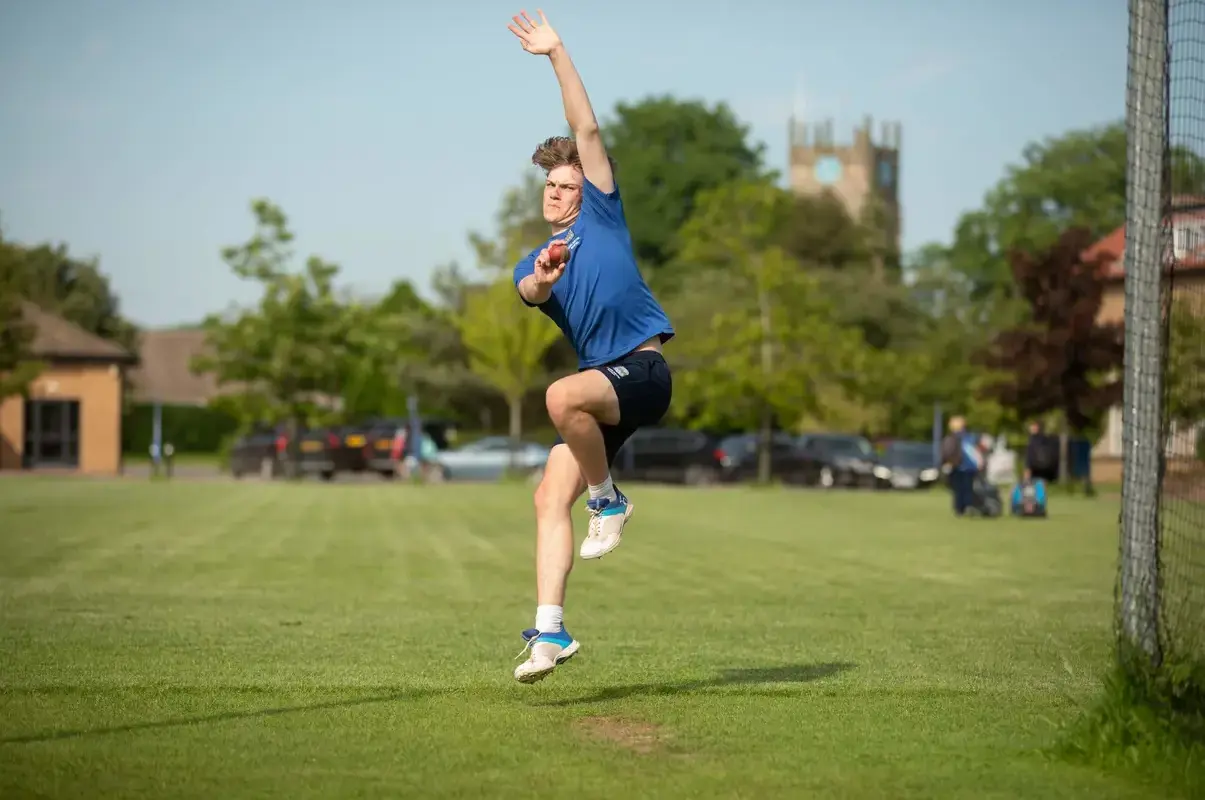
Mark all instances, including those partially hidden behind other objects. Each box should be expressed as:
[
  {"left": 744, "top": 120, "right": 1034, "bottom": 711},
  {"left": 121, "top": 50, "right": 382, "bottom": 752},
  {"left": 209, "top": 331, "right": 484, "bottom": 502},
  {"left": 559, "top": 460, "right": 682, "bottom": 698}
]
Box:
[
  {"left": 534, "top": 445, "right": 584, "bottom": 516},
  {"left": 545, "top": 380, "right": 575, "bottom": 428},
  {"left": 546, "top": 371, "right": 620, "bottom": 429}
]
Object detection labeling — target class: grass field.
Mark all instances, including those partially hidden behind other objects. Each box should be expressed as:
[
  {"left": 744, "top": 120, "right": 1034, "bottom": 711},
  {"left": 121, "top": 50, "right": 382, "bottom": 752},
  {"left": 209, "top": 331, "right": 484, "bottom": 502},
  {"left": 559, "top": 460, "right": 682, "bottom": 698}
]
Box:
[{"left": 0, "top": 477, "right": 1182, "bottom": 799}]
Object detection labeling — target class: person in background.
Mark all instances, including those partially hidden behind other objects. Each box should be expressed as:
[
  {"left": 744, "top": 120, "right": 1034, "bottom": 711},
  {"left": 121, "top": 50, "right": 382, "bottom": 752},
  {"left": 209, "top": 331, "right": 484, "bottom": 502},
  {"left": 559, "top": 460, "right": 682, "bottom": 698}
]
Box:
[
  {"left": 1024, "top": 421, "right": 1059, "bottom": 484},
  {"left": 940, "top": 415, "right": 982, "bottom": 516}
]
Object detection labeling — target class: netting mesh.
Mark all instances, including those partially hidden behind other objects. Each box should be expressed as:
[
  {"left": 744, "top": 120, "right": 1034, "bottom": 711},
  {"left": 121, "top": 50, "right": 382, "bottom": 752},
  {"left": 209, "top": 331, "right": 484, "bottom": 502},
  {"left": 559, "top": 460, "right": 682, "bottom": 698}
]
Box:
[
  {"left": 1120, "top": 0, "right": 1205, "bottom": 693},
  {"left": 1159, "top": 0, "right": 1205, "bottom": 677}
]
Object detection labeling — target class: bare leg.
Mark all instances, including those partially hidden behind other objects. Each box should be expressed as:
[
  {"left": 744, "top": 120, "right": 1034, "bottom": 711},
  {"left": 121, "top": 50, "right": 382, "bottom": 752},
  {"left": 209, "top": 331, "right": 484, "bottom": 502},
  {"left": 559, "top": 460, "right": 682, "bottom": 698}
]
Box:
[
  {"left": 545, "top": 369, "right": 636, "bottom": 561},
  {"left": 534, "top": 444, "right": 586, "bottom": 606},
  {"left": 514, "top": 444, "right": 586, "bottom": 683}
]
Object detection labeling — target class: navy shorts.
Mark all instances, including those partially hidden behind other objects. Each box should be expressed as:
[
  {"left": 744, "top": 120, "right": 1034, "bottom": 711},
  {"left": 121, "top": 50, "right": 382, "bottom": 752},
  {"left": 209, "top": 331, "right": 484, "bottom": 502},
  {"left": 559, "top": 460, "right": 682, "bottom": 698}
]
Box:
[{"left": 552, "top": 349, "right": 673, "bottom": 465}]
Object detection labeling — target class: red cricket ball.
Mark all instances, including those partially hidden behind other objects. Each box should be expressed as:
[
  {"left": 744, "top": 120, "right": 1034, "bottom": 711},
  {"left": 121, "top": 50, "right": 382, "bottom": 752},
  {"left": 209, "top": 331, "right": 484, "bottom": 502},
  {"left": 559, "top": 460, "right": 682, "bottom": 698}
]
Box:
[{"left": 548, "top": 241, "right": 568, "bottom": 264}]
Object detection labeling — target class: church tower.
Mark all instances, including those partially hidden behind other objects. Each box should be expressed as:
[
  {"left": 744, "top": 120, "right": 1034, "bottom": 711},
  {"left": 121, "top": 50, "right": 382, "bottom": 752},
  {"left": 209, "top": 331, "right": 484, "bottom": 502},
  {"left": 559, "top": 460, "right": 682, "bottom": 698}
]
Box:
[{"left": 788, "top": 115, "right": 902, "bottom": 259}]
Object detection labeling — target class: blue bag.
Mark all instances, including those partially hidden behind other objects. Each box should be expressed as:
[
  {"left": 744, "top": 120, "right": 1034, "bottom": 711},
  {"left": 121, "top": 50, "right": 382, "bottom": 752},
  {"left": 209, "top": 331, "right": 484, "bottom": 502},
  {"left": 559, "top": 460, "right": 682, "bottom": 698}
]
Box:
[{"left": 1010, "top": 479, "right": 1048, "bottom": 518}]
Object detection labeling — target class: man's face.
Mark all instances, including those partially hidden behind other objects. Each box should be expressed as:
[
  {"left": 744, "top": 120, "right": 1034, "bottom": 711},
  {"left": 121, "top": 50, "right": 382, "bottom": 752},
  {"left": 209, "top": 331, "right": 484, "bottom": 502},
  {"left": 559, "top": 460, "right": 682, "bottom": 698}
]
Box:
[
  {"left": 949, "top": 416, "right": 965, "bottom": 433},
  {"left": 543, "top": 165, "right": 583, "bottom": 228}
]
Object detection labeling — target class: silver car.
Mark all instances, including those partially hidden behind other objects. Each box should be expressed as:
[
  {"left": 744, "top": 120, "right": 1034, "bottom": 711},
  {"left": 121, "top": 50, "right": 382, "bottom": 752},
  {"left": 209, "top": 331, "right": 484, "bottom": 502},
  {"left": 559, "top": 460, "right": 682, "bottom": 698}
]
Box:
[{"left": 432, "top": 436, "right": 549, "bottom": 481}]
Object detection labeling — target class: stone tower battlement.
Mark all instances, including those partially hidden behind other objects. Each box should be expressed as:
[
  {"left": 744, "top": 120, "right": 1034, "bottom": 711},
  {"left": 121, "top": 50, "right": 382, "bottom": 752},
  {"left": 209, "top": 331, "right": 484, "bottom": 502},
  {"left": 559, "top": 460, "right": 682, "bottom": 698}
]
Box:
[{"left": 788, "top": 115, "right": 901, "bottom": 253}]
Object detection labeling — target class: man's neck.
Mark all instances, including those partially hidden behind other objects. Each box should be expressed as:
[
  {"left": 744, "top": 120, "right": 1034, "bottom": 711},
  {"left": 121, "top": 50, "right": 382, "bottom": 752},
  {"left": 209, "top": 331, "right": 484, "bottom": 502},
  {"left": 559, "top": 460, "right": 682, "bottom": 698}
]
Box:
[{"left": 550, "top": 213, "right": 579, "bottom": 236}]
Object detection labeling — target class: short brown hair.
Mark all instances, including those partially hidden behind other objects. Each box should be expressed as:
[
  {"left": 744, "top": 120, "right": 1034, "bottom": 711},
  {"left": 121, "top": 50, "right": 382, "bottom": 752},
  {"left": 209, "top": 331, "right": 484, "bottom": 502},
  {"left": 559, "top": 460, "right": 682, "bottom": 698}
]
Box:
[{"left": 531, "top": 135, "right": 616, "bottom": 174}]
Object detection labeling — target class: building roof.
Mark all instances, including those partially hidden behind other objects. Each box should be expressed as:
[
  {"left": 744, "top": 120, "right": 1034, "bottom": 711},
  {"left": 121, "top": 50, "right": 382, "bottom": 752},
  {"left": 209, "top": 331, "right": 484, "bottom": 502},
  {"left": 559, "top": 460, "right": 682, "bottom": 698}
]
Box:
[
  {"left": 19, "top": 301, "right": 137, "bottom": 362},
  {"left": 1085, "top": 200, "right": 1205, "bottom": 280},
  {"left": 127, "top": 329, "right": 224, "bottom": 406},
  {"left": 127, "top": 328, "right": 345, "bottom": 410}
]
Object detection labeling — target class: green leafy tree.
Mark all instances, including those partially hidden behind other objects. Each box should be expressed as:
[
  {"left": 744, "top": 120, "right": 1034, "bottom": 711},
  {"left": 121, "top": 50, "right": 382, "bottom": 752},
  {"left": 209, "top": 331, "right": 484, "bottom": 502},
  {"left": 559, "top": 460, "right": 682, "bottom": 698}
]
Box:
[
  {"left": 601, "top": 96, "right": 766, "bottom": 281},
  {"left": 468, "top": 174, "right": 549, "bottom": 271},
  {"left": 670, "top": 179, "right": 869, "bottom": 482},
  {"left": 452, "top": 193, "right": 564, "bottom": 452},
  {"left": 1166, "top": 295, "right": 1205, "bottom": 426},
  {"left": 944, "top": 121, "right": 1205, "bottom": 298},
  {"left": 0, "top": 285, "right": 41, "bottom": 400},
  {"left": 192, "top": 199, "right": 355, "bottom": 475},
  {"left": 845, "top": 243, "right": 1020, "bottom": 439},
  {"left": 0, "top": 221, "right": 139, "bottom": 407},
  {"left": 338, "top": 280, "right": 441, "bottom": 421},
  {"left": 772, "top": 190, "right": 870, "bottom": 272},
  {"left": 0, "top": 227, "right": 139, "bottom": 357},
  {"left": 946, "top": 122, "right": 1128, "bottom": 296}
]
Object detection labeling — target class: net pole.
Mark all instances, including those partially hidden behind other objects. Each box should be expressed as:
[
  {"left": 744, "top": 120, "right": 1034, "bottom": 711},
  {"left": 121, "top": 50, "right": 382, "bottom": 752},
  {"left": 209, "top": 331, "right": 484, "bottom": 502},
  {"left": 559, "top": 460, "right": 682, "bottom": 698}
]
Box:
[{"left": 1119, "top": 0, "right": 1169, "bottom": 666}]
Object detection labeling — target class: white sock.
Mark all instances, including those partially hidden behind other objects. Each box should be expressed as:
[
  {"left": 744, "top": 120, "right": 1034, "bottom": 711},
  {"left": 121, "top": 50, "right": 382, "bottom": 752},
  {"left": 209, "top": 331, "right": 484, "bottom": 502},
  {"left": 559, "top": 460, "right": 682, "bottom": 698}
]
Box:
[
  {"left": 588, "top": 475, "right": 617, "bottom": 502},
  {"left": 535, "top": 604, "right": 563, "bottom": 634}
]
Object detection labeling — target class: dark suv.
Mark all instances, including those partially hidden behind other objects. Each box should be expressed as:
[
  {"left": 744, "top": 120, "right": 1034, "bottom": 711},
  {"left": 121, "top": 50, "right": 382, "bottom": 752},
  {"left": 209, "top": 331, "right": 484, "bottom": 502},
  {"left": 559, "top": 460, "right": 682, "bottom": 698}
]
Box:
[
  {"left": 714, "top": 432, "right": 822, "bottom": 485},
  {"left": 797, "top": 433, "right": 892, "bottom": 489},
  {"left": 611, "top": 427, "right": 726, "bottom": 485}
]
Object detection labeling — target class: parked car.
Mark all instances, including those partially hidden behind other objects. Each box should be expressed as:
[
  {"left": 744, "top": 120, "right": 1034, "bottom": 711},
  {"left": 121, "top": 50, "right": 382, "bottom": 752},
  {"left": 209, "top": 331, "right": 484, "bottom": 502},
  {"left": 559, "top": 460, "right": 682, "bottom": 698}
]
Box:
[
  {"left": 335, "top": 424, "right": 373, "bottom": 474},
  {"left": 296, "top": 427, "right": 346, "bottom": 480},
  {"left": 611, "top": 427, "right": 726, "bottom": 485},
  {"left": 797, "top": 433, "right": 892, "bottom": 489},
  {"left": 364, "top": 418, "right": 408, "bottom": 477},
  {"left": 714, "top": 431, "right": 822, "bottom": 485},
  {"left": 228, "top": 425, "right": 286, "bottom": 479},
  {"left": 878, "top": 439, "right": 942, "bottom": 490},
  {"left": 363, "top": 418, "right": 459, "bottom": 478},
  {"left": 432, "top": 436, "right": 548, "bottom": 481}
]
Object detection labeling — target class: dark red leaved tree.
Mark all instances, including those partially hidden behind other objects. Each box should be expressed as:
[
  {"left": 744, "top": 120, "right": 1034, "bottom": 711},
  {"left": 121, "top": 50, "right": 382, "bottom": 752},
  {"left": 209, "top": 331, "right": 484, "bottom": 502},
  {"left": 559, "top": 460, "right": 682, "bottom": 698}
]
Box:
[{"left": 977, "top": 226, "right": 1125, "bottom": 434}]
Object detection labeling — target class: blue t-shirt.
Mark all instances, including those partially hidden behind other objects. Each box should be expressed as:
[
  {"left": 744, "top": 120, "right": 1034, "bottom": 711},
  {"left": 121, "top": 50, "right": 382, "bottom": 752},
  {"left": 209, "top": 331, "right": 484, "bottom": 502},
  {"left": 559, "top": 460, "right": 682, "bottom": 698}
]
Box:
[{"left": 512, "top": 177, "right": 674, "bottom": 369}]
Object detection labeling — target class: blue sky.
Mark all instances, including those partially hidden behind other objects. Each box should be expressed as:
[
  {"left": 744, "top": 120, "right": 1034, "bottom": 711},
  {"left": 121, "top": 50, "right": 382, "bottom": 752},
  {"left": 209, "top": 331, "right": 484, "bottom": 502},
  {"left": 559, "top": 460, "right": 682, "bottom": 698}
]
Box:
[{"left": 0, "top": 0, "right": 1128, "bottom": 328}]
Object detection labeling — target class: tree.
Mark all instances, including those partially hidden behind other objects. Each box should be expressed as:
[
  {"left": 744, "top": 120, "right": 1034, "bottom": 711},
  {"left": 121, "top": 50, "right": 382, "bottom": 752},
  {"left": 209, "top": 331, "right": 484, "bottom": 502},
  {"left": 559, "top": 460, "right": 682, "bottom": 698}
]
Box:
[
  {"left": 468, "top": 174, "right": 549, "bottom": 271},
  {"left": 843, "top": 243, "right": 1023, "bottom": 440},
  {"left": 1165, "top": 295, "right": 1205, "bottom": 427},
  {"left": 0, "top": 283, "right": 41, "bottom": 400},
  {"left": 336, "top": 280, "right": 444, "bottom": 421},
  {"left": 975, "top": 227, "right": 1125, "bottom": 435},
  {"left": 670, "top": 179, "right": 870, "bottom": 482},
  {"left": 192, "top": 199, "right": 355, "bottom": 475},
  {"left": 0, "top": 228, "right": 139, "bottom": 358},
  {"left": 451, "top": 218, "right": 562, "bottom": 451},
  {"left": 944, "top": 121, "right": 1205, "bottom": 298},
  {"left": 772, "top": 190, "right": 870, "bottom": 273},
  {"left": 601, "top": 96, "right": 766, "bottom": 280},
  {"left": 947, "top": 123, "right": 1128, "bottom": 296}
]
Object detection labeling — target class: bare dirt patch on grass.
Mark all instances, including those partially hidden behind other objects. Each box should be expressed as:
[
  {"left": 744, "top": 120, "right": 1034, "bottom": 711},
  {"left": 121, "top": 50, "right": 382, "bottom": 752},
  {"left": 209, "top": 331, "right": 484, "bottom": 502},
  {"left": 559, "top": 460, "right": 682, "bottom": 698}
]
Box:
[{"left": 573, "top": 715, "right": 671, "bottom": 754}]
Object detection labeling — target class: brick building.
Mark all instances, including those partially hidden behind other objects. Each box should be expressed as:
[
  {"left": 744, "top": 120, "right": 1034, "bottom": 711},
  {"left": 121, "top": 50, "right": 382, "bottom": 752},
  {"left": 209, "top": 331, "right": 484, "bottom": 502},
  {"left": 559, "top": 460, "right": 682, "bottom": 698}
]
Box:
[
  {"left": 1086, "top": 201, "right": 1205, "bottom": 481},
  {"left": 0, "top": 301, "right": 138, "bottom": 475}
]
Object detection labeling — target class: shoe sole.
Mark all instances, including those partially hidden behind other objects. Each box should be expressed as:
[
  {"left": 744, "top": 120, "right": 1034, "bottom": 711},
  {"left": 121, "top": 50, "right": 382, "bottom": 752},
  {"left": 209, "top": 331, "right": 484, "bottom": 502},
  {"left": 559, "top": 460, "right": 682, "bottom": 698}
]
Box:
[
  {"left": 580, "top": 501, "right": 634, "bottom": 560},
  {"left": 514, "top": 639, "right": 580, "bottom": 684},
  {"left": 515, "top": 664, "right": 556, "bottom": 684}
]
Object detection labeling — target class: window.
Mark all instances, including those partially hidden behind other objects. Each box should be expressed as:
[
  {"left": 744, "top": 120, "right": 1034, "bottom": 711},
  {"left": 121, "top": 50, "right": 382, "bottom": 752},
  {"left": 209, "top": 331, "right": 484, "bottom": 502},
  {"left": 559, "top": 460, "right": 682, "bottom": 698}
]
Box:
[
  {"left": 23, "top": 399, "right": 81, "bottom": 469},
  {"left": 1173, "top": 220, "right": 1203, "bottom": 259}
]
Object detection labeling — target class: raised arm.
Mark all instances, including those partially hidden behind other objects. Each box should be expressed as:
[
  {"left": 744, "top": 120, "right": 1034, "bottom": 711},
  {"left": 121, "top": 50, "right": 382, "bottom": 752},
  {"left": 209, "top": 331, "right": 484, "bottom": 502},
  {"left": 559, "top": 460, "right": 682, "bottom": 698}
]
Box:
[{"left": 508, "top": 10, "right": 615, "bottom": 193}]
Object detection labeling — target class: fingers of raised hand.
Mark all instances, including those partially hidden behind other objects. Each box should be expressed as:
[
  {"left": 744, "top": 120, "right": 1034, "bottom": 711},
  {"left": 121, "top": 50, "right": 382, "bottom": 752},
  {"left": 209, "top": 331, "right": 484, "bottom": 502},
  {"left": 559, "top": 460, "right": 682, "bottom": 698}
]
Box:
[{"left": 510, "top": 10, "right": 537, "bottom": 34}]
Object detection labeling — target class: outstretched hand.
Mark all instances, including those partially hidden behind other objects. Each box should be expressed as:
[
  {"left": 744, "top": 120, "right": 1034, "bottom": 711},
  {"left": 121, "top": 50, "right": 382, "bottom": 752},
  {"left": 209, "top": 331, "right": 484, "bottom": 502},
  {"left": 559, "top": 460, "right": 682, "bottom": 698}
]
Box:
[{"left": 507, "top": 10, "right": 562, "bottom": 55}]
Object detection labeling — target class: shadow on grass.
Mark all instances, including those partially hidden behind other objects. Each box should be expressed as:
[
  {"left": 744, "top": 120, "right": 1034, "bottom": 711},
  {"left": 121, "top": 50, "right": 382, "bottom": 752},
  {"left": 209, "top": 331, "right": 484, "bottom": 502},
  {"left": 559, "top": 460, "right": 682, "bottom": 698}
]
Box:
[
  {"left": 532, "top": 662, "right": 857, "bottom": 707},
  {"left": 2, "top": 663, "right": 857, "bottom": 744},
  {"left": 0, "top": 688, "right": 432, "bottom": 745}
]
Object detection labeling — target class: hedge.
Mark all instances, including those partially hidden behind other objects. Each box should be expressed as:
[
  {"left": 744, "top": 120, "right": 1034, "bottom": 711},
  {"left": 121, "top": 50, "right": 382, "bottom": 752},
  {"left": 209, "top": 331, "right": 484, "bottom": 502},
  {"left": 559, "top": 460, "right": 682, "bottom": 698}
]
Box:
[{"left": 122, "top": 403, "right": 239, "bottom": 455}]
